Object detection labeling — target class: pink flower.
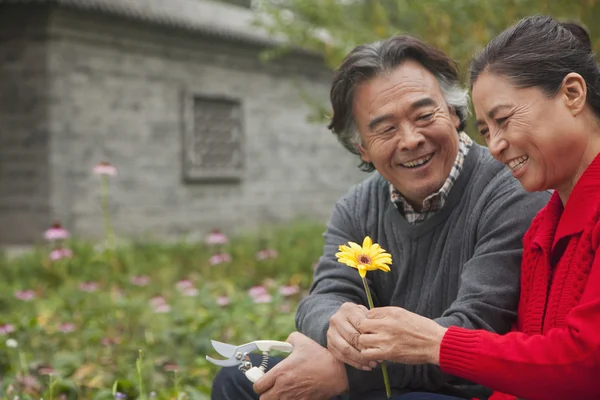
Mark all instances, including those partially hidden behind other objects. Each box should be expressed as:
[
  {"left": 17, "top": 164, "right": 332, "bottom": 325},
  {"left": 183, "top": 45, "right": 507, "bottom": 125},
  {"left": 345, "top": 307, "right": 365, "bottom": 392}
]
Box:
[
  {"left": 44, "top": 223, "right": 70, "bottom": 241},
  {"left": 256, "top": 249, "right": 278, "bottom": 260},
  {"left": 79, "top": 281, "right": 98, "bottom": 292},
  {"left": 182, "top": 287, "right": 199, "bottom": 297},
  {"left": 252, "top": 293, "right": 273, "bottom": 304},
  {"left": 14, "top": 290, "right": 36, "bottom": 301},
  {"left": 93, "top": 161, "right": 117, "bottom": 176},
  {"left": 130, "top": 275, "right": 150, "bottom": 286},
  {"left": 49, "top": 248, "right": 73, "bottom": 261},
  {"left": 205, "top": 229, "right": 228, "bottom": 245},
  {"left": 175, "top": 280, "right": 194, "bottom": 291},
  {"left": 248, "top": 286, "right": 268, "bottom": 298},
  {"left": 37, "top": 365, "right": 55, "bottom": 375},
  {"left": 216, "top": 296, "right": 230, "bottom": 307},
  {"left": 150, "top": 296, "right": 171, "bottom": 313},
  {"left": 58, "top": 323, "right": 76, "bottom": 333},
  {"left": 0, "top": 324, "right": 15, "bottom": 334},
  {"left": 279, "top": 285, "right": 300, "bottom": 297},
  {"left": 153, "top": 303, "right": 171, "bottom": 313},
  {"left": 150, "top": 296, "right": 167, "bottom": 307},
  {"left": 102, "top": 337, "right": 121, "bottom": 346},
  {"left": 209, "top": 253, "right": 232, "bottom": 265}
]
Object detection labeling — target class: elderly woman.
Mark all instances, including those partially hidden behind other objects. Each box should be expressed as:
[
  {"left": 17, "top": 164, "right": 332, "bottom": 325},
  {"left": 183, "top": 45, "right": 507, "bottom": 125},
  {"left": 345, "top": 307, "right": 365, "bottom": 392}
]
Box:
[{"left": 357, "top": 15, "right": 600, "bottom": 400}]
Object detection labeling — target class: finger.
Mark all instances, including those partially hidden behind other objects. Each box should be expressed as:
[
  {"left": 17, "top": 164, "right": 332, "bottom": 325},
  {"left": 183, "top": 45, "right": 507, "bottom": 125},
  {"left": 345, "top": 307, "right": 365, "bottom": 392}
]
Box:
[
  {"left": 353, "top": 317, "right": 383, "bottom": 334},
  {"left": 253, "top": 366, "right": 278, "bottom": 394},
  {"left": 259, "top": 388, "right": 277, "bottom": 400},
  {"left": 361, "top": 346, "right": 386, "bottom": 361},
  {"left": 327, "top": 329, "right": 376, "bottom": 370},
  {"left": 366, "top": 306, "right": 396, "bottom": 319},
  {"left": 357, "top": 332, "right": 383, "bottom": 349}
]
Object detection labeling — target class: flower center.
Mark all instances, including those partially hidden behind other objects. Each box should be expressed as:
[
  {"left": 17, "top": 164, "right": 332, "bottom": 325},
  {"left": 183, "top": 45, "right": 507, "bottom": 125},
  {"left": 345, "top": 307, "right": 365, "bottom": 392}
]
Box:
[{"left": 359, "top": 255, "right": 371, "bottom": 264}]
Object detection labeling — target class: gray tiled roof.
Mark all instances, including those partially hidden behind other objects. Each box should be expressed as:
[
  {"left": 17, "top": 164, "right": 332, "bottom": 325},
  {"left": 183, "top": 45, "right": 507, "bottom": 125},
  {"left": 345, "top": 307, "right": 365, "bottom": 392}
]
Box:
[{"left": 0, "top": 0, "right": 280, "bottom": 46}]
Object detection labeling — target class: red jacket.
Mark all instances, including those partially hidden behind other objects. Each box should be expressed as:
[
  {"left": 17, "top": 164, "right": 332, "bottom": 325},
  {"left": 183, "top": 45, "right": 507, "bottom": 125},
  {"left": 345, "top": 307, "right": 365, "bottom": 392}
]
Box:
[{"left": 439, "top": 154, "right": 600, "bottom": 400}]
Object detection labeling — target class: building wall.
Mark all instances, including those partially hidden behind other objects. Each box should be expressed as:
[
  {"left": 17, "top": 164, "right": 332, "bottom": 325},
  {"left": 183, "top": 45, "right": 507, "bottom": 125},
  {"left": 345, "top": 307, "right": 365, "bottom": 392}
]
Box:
[
  {"left": 40, "top": 7, "right": 366, "bottom": 241},
  {"left": 0, "top": 6, "right": 52, "bottom": 244}
]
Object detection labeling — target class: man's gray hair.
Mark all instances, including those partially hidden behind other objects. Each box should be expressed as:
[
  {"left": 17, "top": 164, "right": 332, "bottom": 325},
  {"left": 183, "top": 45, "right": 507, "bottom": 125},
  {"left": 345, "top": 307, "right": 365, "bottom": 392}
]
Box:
[{"left": 328, "top": 36, "right": 469, "bottom": 172}]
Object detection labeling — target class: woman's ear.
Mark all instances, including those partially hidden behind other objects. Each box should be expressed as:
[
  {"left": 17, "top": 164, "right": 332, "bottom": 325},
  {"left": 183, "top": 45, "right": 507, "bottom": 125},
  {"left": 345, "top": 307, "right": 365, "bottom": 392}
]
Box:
[{"left": 561, "top": 72, "right": 587, "bottom": 116}]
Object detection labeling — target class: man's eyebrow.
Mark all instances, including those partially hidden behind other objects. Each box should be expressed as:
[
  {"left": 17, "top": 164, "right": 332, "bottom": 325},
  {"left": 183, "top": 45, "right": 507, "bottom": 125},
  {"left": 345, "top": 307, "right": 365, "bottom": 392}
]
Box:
[
  {"left": 475, "top": 104, "right": 512, "bottom": 128},
  {"left": 368, "top": 114, "right": 394, "bottom": 131},
  {"left": 409, "top": 97, "right": 436, "bottom": 111},
  {"left": 367, "top": 98, "right": 436, "bottom": 131}
]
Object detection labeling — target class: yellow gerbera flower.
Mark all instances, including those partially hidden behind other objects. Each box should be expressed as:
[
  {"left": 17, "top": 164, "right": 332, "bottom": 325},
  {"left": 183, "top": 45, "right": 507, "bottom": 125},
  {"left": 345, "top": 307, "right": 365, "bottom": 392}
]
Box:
[{"left": 335, "top": 236, "right": 392, "bottom": 278}]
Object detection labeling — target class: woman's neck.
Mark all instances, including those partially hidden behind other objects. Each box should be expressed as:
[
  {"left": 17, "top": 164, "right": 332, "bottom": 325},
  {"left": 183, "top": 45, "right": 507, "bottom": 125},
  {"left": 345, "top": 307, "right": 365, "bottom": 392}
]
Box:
[{"left": 557, "top": 133, "right": 600, "bottom": 205}]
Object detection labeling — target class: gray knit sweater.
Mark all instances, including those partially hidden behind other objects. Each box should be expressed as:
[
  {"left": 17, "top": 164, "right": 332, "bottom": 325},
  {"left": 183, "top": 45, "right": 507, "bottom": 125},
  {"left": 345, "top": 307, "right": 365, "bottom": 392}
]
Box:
[{"left": 295, "top": 144, "right": 550, "bottom": 399}]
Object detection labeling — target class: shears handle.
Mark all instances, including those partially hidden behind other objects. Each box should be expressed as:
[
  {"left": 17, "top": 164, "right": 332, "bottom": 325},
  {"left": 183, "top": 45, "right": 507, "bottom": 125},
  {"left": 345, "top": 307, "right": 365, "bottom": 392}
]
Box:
[
  {"left": 244, "top": 340, "right": 294, "bottom": 383},
  {"left": 245, "top": 366, "right": 266, "bottom": 383},
  {"left": 253, "top": 340, "right": 294, "bottom": 353}
]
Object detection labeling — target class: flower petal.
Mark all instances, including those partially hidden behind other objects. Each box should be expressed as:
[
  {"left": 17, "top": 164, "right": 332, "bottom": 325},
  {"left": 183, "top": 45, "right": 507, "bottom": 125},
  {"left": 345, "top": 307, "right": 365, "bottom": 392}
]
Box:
[
  {"left": 348, "top": 241, "right": 362, "bottom": 251},
  {"left": 358, "top": 265, "right": 367, "bottom": 278},
  {"left": 362, "top": 236, "right": 373, "bottom": 249}
]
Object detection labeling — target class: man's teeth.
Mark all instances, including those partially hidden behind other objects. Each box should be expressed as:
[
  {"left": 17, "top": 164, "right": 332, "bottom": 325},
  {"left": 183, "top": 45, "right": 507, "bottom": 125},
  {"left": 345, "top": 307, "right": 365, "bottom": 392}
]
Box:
[
  {"left": 401, "top": 154, "right": 433, "bottom": 168},
  {"left": 508, "top": 155, "right": 529, "bottom": 171}
]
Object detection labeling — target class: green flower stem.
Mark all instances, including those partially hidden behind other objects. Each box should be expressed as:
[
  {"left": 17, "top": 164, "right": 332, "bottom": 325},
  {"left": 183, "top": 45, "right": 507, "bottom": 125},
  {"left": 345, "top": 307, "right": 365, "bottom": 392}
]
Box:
[
  {"left": 101, "top": 175, "right": 115, "bottom": 250},
  {"left": 362, "top": 276, "right": 391, "bottom": 399}
]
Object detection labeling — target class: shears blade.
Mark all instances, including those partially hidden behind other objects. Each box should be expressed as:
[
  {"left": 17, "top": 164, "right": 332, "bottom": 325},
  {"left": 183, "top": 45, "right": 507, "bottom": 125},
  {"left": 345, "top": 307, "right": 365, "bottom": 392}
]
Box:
[{"left": 210, "top": 340, "right": 237, "bottom": 358}]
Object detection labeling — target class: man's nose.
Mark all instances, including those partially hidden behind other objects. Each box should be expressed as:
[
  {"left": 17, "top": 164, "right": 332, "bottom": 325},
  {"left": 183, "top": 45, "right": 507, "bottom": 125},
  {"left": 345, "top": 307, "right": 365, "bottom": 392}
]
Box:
[{"left": 397, "top": 128, "right": 425, "bottom": 152}]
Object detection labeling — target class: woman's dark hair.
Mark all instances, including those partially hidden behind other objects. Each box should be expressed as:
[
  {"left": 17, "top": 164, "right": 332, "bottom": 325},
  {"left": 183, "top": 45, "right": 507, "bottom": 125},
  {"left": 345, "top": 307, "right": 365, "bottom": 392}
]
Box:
[
  {"left": 470, "top": 15, "right": 600, "bottom": 118},
  {"left": 329, "top": 35, "right": 469, "bottom": 172}
]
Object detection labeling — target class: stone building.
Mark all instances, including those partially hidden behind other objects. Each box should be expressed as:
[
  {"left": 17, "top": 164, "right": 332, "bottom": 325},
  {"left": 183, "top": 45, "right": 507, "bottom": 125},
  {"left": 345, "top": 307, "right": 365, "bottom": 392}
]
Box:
[{"left": 0, "top": 0, "right": 365, "bottom": 244}]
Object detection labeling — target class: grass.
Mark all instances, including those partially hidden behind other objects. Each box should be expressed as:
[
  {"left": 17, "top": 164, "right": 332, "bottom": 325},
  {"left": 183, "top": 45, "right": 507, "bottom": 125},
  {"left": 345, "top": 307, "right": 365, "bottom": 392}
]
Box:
[{"left": 0, "top": 219, "right": 325, "bottom": 400}]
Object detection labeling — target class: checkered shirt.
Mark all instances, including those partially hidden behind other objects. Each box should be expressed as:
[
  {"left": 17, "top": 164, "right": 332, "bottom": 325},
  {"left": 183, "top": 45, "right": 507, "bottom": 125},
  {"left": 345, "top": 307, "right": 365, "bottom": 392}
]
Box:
[{"left": 390, "top": 132, "right": 473, "bottom": 224}]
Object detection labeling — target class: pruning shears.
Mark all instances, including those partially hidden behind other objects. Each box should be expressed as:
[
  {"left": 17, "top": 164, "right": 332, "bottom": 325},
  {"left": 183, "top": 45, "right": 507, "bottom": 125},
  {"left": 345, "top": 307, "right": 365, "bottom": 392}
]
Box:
[{"left": 206, "top": 339, "right": 294, "bottom": 382}]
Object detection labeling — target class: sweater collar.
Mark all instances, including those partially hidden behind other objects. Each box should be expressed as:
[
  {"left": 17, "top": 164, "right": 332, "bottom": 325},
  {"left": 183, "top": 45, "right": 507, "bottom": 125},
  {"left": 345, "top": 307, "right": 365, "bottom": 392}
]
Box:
[{"left": 532, "top": 152, "right": 600, "bottom": 250}]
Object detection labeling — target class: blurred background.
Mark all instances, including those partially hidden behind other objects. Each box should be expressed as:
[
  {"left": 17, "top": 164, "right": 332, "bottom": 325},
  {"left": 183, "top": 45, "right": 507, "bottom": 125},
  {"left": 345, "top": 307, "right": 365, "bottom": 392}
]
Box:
[{"left": 0, "top": 0, "right": 598, "bottom": 398}]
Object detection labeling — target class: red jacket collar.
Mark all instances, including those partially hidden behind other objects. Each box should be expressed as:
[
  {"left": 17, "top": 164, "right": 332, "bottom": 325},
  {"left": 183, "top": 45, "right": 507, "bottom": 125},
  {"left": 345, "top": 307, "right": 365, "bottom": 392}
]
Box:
[{"left": 531, "top": 152, "right": 600, "bottom": 251}]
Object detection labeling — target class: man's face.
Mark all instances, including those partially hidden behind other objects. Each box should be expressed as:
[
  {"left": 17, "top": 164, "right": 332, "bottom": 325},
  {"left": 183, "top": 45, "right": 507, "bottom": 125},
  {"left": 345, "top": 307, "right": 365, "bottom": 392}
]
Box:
[{"left": 353, "top": 60, "right": 461, "bottom": 208}]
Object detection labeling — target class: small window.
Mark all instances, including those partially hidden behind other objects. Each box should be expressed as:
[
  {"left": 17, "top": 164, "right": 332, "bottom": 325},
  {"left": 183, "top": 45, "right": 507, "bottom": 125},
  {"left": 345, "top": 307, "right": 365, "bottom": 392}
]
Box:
[{"left": 182, "top": 94, "right": 244, "bottom": 182}]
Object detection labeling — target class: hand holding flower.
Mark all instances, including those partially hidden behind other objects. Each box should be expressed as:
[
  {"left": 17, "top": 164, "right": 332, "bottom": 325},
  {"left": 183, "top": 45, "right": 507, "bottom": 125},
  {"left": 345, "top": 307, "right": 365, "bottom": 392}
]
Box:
[
  {"left": 335, "top": 236, "right": 393, "bottom": 398},
  {"left": 358, "top": 307, "right": 448, "bottom": 365}
]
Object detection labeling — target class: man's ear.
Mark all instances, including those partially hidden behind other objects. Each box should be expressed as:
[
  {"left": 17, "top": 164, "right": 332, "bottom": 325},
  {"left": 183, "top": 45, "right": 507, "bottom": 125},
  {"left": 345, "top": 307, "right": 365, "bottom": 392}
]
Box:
[
  {"left": 449, "top": 105, "right": 461, "bottom": 131},
  {"left": 356, "top": 143, "right": 372, "bottom": 163},
  {"left": 561, "top": 72, "right": 587, "bottom": 116}
]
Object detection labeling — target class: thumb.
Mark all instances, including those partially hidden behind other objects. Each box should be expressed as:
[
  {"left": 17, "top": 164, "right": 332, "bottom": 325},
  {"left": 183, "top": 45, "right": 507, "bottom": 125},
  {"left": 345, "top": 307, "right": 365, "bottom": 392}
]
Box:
[{"left": 286, "top": 331, "right": 308, "bottom": 346}]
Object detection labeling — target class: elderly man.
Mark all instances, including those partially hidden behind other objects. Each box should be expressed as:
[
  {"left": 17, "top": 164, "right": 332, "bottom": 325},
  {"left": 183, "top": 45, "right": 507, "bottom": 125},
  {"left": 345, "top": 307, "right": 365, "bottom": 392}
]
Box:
[{"left": 211, "top": 35, "right": 550, "bottom": 400}]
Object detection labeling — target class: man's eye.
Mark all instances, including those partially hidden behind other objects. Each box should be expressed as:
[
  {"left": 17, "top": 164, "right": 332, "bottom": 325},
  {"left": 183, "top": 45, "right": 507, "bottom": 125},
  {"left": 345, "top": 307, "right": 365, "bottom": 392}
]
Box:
[
  {"left": 418, "top": 113, "right": 434, "bottom": 121},
  {"left": 380, "top": 126, "right": 395, "bottom": 134},
  {"left": 479, "top": 128, "right": 489, "bottom": 136},
  {"left": 496, "top": 117, "right": 508, "bottom": 126}
]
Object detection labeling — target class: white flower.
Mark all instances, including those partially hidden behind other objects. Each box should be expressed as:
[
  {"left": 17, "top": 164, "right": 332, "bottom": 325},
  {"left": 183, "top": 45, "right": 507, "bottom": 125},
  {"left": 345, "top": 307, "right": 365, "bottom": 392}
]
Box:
[{"left": 6, "top": 338, "right": 18, "bottom": 348}]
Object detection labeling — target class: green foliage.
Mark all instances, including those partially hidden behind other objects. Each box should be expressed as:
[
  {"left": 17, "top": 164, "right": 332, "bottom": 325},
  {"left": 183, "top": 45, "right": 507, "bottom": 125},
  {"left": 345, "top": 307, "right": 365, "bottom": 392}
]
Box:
[
  {"left": 0, "top": 220, "right": 324, "bottom": 399},
  {"left": 255, "top": 0, "right": 600, "bottom": 138}
]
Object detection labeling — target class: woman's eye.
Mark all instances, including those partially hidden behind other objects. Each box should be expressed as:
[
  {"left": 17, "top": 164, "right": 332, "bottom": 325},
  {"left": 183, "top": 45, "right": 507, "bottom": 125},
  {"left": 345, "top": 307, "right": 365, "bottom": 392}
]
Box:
[
  {"left": 418, "top": 113, "right": 434, "bottom": 121},
  {"left": 479, "top": 128, "right": 489, "bottom": 137},
  {"left": 496, "top": 117, "right": 508, "bottom": 126}
]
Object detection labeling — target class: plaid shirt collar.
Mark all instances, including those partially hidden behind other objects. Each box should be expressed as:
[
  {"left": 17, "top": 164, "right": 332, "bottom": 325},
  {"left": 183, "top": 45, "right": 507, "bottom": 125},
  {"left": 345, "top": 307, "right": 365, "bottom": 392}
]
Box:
[{"left": 390, "top": 132, "right": 473, "bottom": 224}]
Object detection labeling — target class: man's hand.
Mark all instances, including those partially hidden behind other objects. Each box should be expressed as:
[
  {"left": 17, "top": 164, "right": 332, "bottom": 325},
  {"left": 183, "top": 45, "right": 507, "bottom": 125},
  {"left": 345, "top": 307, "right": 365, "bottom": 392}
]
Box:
[
  {"left": 253, "top": 332, "right": 348, "bottom": 400},
  {"left": 358, "top": 307, "right": 448, "bottom": 365},
  {"left": 326, "top": 302, "right": 378, "bottom": 371}
]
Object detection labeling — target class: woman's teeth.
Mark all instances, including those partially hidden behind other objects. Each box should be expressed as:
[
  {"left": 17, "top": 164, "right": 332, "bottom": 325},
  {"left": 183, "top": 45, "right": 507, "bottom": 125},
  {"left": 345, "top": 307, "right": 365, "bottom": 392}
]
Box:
[
  {"left": 401, "top": 154, "right": 433, "bottom": 168},
  {"left": 508, "top": 156, "right": 529, "bottom": 171}
]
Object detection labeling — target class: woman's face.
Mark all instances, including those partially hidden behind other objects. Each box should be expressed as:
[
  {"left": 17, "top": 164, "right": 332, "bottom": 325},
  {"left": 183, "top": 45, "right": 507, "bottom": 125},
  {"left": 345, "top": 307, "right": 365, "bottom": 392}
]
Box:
[{"left": 472, "top": 71, "right": 590, "bottom": 195}]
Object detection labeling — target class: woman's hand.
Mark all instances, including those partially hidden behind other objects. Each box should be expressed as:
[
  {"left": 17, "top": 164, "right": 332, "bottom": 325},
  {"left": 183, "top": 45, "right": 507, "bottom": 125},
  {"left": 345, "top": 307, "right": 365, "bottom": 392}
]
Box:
[{"left": 357, "top": 306, "right": 448, "bottom": 365}]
